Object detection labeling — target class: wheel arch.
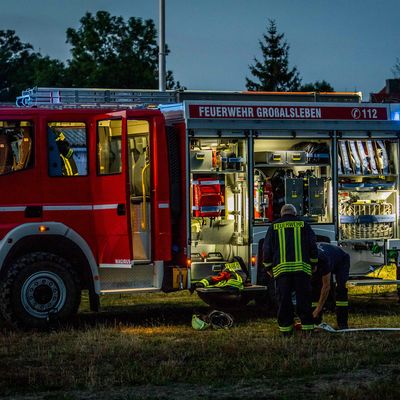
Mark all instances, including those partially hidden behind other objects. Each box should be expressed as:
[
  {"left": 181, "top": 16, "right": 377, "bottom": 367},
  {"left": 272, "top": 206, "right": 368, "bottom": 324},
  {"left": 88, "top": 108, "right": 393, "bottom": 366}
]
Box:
[{"left": 0, "top": 223, "right": 100, "bottom": 311}]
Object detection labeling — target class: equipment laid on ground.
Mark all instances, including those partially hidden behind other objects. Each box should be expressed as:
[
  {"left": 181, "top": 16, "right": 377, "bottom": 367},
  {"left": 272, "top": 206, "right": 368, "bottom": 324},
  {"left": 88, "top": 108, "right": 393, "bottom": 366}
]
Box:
[
  {"left": 194, "top": 257, "right": 248, "bottom": 290},
  {"left": 192, "top": 310, "right": 234, "bottom": 330}
]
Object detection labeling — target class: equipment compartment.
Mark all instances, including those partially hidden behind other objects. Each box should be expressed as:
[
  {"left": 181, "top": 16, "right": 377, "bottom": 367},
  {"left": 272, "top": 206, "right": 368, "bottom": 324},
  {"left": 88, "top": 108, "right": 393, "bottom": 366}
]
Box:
[
  {"left": 253, "top": 137, "right": 333, "bottom": 223},
  {"left": 189, "top": 137, "right": 249, "bottom": 280},
  {"left": 337, "top": 139, "right": 399, "bottom": 241}
]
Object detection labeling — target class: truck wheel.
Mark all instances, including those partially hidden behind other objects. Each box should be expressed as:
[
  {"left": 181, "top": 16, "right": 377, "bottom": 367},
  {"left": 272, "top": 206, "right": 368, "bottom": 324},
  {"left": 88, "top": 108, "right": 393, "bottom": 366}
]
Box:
[{"left": 0, "top": 252, "right": 81, "bottom": 330}]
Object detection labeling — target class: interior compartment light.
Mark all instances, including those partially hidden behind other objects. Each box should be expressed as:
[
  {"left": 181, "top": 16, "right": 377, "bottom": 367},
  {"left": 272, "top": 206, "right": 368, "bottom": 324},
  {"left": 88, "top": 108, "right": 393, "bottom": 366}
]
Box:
[{"left": 393, "top": 112, "right": 400, "bottom": 121}]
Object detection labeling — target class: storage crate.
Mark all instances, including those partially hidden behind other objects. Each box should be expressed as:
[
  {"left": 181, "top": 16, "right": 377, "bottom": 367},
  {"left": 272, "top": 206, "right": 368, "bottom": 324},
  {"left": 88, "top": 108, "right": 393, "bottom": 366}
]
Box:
[{"left": 339, "top": 202, "right": 394, "bottom": 239}]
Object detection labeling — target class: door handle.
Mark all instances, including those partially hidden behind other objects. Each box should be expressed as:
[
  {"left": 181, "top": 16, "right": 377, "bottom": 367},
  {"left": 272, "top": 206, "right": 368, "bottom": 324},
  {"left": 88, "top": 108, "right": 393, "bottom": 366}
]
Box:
[
  {"left": 141, "top": 162, "right": 150, "bottom": 230},
  {"left": 117, "top": 204, "right": 126, "bottom": 216}
]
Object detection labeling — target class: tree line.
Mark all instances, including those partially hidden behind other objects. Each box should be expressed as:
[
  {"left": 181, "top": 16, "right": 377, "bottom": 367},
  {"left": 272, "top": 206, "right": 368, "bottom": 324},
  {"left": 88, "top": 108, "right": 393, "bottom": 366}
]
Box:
[
  {"left": 1, "top": 13, "right": 334, "bottom": 102},
  {"left": 0, "top": 11, "right": 177, "bottom": 102}
]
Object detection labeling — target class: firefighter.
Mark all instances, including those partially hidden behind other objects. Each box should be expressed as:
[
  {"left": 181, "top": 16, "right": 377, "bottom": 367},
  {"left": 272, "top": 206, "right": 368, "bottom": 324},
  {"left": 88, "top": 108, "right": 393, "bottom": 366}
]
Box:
[
  {"left": 312, "top": 242, "right": 350, "bottom": 330},
  {"left": 263, "top": 204, "right": 318, "bottom": 335},
  {"left": 55, "top": 131, "right": 78, "bottom": 176}
]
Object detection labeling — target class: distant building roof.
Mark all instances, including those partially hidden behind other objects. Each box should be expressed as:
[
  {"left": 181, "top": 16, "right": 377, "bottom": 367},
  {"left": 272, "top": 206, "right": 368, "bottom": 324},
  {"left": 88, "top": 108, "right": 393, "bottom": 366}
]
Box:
[{"left": 370, "top": 79, "right": 400, "bottom": 103}]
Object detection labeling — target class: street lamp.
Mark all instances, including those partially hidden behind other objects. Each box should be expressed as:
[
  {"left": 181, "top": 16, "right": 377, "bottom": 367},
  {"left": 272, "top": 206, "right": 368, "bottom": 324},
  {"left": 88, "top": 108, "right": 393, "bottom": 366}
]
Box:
[{"left": 159, "top": 0, "right": 166, "bottom": 91}]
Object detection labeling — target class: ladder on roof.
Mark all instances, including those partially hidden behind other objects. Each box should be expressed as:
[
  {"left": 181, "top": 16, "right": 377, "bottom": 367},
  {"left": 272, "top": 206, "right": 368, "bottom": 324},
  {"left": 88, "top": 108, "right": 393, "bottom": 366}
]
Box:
[
  {"left": 16, "top": 87, "right": 177, "bottom": 107},
  {"left": 16, "top": 87, "right": 364, "bottom": 108}
]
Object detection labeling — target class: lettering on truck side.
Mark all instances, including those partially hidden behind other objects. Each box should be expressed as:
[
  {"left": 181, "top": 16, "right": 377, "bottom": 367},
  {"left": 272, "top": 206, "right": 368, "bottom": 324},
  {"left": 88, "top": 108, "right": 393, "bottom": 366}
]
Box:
[
  {"left": 256, "top": 107, "right": 322, "bottom": 119},
  {"left": 199, "top": 106, "right": 255, "bottom": 118},
  {"left": 197, "top": 105, "right": 322, "bottom": 119}
]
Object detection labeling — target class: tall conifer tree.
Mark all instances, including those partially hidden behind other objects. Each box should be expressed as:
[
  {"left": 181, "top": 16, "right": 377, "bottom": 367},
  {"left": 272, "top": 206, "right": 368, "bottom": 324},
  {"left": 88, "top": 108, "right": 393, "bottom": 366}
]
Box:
[{"left": 246, "top": 20, "right": 301, "bottom": 91}]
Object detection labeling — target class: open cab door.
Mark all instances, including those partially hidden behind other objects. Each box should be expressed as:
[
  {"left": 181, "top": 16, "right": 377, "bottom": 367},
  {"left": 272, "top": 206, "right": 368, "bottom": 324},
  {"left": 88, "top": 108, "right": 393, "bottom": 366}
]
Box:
[
  {"left": 91, "top": 111, "right": 133, "bottom": 268},
  {"left": 93, "top": 111, "right": 165, "bottom": 293},
  {"left": 127, "top": 119, "right": 152, "bottom": 263}
]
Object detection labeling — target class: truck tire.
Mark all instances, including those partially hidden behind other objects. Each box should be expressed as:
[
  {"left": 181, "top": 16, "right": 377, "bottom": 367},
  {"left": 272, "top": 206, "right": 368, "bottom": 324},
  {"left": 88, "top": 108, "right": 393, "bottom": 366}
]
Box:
[{"left": 0, "top": 252, "right": 81, "bottom": 330}]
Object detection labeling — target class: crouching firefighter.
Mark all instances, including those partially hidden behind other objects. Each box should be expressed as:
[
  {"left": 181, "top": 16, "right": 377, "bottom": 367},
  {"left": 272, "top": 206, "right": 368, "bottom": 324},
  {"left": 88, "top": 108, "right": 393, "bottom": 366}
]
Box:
[
  {"left": 263, "top": 204, "right": 318, "bottom": 335},
  {"left": 195, "top": 257, "right": 248, "bottom": 290},
  {"left": 312, "top": 242, "right": 350, "bottom": 330}
]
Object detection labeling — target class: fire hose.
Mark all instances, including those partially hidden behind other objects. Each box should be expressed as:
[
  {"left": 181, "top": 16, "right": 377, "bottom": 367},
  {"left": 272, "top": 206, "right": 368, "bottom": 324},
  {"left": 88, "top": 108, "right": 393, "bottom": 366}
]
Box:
[{"left": 318, "top": 322, "right": 400, "bottom": 333}]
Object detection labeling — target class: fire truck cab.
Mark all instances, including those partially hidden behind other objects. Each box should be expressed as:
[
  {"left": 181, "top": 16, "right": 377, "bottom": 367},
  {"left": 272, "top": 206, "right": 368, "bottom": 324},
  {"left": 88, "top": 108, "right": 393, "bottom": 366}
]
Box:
[
  {"left": 0, "top": 103, "right": 181, "bottom": 329},
  {"left": 1, "top": 87, "right": 400, "bottom": 329}
]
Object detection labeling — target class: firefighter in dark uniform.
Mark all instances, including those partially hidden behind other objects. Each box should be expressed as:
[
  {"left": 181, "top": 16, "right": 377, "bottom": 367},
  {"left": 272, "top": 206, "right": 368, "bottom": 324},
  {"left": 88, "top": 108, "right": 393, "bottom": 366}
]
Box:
[
  {"left": 263, "top": 204, "right": 318, "bottom": 335},
  {"left": 312, "top": 242, "right": 350, "bottom": 329}
]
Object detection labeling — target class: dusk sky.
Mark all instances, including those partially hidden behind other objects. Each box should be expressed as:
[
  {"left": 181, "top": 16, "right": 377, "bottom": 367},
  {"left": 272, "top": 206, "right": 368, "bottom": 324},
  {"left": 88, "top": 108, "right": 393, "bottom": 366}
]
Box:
[{"left": 1, "top": 0, "right": 400, "bottom": 99}]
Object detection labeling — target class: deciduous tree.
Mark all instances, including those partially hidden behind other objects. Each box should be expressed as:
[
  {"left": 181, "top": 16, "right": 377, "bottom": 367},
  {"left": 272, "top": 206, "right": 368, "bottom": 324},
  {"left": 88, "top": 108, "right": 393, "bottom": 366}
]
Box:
[
  {"left": 0, "top": 30, "right": 65, "bottom": 102},
  {"left": 65, "top": 11, "right": 176, "bottom": 89}
]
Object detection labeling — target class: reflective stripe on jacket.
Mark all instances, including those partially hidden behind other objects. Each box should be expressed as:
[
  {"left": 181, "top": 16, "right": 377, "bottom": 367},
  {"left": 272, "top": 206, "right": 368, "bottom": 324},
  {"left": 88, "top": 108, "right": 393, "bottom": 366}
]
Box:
[{"left": 263, "top": 215, "right": 318, "bottom": 278}]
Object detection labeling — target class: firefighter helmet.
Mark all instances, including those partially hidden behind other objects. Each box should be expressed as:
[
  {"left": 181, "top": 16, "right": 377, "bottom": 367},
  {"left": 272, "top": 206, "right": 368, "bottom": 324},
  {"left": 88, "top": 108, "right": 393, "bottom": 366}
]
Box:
[{"left": 191, "top": 314, "right": 210, "bottom": 330}]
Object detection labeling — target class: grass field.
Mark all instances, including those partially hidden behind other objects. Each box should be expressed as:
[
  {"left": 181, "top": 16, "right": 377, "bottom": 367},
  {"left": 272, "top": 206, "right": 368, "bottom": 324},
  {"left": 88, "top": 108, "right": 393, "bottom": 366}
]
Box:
[{"left": 0, "top": 288, "right": 400, "bottom": 400}]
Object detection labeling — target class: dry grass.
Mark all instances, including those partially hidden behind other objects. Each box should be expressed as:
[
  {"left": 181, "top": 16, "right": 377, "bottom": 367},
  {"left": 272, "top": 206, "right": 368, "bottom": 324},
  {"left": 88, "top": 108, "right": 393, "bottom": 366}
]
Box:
[{"left": 0, "top": 290, "right": 399, "bottom": 399}]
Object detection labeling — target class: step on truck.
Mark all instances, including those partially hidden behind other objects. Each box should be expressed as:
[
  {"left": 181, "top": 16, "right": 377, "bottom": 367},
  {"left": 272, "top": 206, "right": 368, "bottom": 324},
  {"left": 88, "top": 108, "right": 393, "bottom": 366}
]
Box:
[{"left": 0, "top": 87, "right": 400, "bottom": 329}]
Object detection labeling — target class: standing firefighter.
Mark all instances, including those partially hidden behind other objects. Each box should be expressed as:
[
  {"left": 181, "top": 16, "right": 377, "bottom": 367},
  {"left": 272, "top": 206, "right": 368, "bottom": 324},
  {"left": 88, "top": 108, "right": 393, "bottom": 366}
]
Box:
[
  {"left": 312, "top": 242, "right": 350, "bottom": 330},
  {"left": 263, "top": 204, "right": 318, "bottom": 335}
]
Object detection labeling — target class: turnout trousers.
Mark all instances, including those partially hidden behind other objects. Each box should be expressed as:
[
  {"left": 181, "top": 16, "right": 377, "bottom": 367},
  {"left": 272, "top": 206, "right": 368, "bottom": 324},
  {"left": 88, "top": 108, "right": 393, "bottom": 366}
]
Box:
[
  {"left": 335, "top": 253, "right": 350, "bottom": 329},
  {"left": 312, "top": 253, "right": 350, "bottom": 329},
  {"left": 275, "top": 272, "right": 314, "bottom": 334}
]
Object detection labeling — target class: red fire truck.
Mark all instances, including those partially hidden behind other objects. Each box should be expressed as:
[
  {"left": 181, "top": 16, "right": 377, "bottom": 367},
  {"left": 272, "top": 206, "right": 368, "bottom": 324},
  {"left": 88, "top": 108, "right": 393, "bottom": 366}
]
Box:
[{"left": 1, "top": 87, "right": 400, "bottom": 329}]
